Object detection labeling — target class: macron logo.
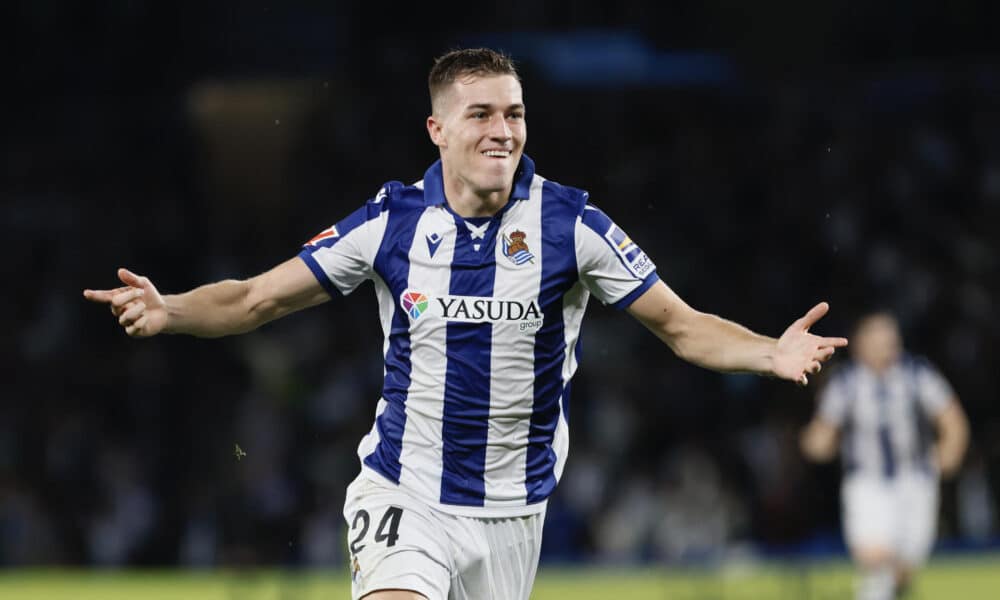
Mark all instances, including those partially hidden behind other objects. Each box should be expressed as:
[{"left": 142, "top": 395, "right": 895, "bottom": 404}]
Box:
[{"left": 426, "top": 232, "right": 443, "bottom": 258}]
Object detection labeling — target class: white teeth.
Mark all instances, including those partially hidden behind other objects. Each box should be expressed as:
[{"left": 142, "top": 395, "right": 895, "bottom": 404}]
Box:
[{"left": 482, "top": 150, "right": 510, "bottom": 157}]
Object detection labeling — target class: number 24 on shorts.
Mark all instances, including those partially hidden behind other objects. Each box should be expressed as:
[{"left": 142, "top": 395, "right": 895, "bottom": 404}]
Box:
[{"left": 350, "top": 506, "right": 404, "bottom": 553}]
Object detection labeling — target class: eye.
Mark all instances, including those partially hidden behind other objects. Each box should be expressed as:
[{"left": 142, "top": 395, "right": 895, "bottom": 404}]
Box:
[
  {"left": 470, "top": 111, "right": 488, "bottom": 120},
  {"left": 507, "top": 112, "right": 524, "bottom": 121}
]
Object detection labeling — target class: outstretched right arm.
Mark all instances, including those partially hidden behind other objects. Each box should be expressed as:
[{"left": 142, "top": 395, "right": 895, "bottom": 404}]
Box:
[{"left": 83, "top": 257, "right": 329, "bottom": 338}]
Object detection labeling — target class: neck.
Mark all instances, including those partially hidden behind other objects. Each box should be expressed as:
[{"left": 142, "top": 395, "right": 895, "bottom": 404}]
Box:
[
  {"left": 866, "top": 359, "right": 895, "bottom": 374},
  {"left": 440, "top": 165, "right": 511, "bottom": 218}
]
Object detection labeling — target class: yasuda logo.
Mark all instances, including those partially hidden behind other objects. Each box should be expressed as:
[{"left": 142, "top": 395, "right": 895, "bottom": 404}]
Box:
[
  {"left": 398, "top": 290, "right": 544, "bottom": 333},
  {"left": 401, "top": 291, "right": 429, "bottom": 319}
]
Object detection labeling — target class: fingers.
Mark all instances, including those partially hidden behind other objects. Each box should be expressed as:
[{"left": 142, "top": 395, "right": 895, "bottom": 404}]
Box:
[
  {"left": 85, "top": 268, "right": 151, "bottom": 310},
  {"left": 797, "top": 301, "right": 830, "bottom": 331},
  {"left": 83, "top": 285, "right": 131, "bottom": 303},
  {"left": 795, "top": 352, "right": 835, "bottom": 387},
  {"left": 118, "top": 268, "right": 148, "bottom": 290},
  {"left": 85, "top": 270, "right": 158, "bottom": 338},
  {"left": 794, "top": 361, "right": 823, "bottom": 388},
  {"left": 111, "top": 288, "right": 145, "bottom": 309},
  {"left": 125, "top": 314, "right": 148, "bottom": 337},
  {"left": 83, "top": 289, "right": 113, "bottom": 303},
  {"left": 107, "top": 288, "right": 145, "bottom": 318},
  {"left": 85, "top": 267, "right": 150, "bottom": 304},
  {"left": 819, "top": 336, "right": 849, "bottom": 348},
  {"left": 779, "top": 304, "right": 847, "bottom": 387},
  {"left": 118, "top": 301, "right": 146, "bottom": 326}
]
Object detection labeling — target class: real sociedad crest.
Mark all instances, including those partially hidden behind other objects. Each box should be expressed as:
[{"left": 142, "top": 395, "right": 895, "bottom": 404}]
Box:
[{"left": 501, "top": 229, "right": 534, "bottom": 265}]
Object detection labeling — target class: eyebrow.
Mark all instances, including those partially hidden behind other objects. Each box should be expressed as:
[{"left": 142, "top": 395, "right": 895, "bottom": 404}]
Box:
[{"left": 465, "top": 103, "right": 525, "bottom": 112}]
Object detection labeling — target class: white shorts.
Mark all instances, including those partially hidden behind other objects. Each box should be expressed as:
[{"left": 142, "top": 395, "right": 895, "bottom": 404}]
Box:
[
  {"left": 342, "top": 472, "right": 545, "bottom": 600},
  {"left": 842, "top": 470, "right": 939, "bottom": 567}
]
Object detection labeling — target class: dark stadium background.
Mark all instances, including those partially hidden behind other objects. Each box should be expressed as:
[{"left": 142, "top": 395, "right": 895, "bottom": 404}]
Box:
[{"left": 3, "top": 0, "right": 999, "bottom": 570}]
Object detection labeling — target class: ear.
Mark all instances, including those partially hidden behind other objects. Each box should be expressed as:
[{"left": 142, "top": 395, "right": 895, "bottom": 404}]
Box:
[{"left": 427, "top": 115, "right": 445, "bottom": 148}]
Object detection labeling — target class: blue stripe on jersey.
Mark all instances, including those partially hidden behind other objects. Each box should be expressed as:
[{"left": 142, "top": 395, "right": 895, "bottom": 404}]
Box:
[
  {"left": 580, "top": 205, "right": 658, "bottom": 310},
  {"left": 878, "top": 427, "right": 895, "bottom": 478},
  {"left": 298, "top": 201, "right": 384, "bottom": 297},
  {"left": 363, "top": 204, "right": 423, "bottom": 485},
  {"left": 612, "top": 273, "right": 660, "bottom": 309},
  {"left": 439, "top": 219, "right": 498, "bottom": 506},
  {"left": 298, "top": 252, "right": 342, "bottom": 298},
  {"left": 580, "top": 207, "right": 619, "bottom": 259},
  {"left": 875, "top": 379, "right": 896, "bottom": 479},
  {"left": 526, "top": 181, "right": 583, "bottom": 503}
]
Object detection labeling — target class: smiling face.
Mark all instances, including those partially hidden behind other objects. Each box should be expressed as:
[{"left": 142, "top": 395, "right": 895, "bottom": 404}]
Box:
[{"left": 426, "top": 74, "right": 526, "bottom": 213}]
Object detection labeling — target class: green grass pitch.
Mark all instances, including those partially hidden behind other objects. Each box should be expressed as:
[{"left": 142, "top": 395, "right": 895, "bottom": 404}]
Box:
[{"left": 1, "top": 556, "right": 998, "bottom": 599}]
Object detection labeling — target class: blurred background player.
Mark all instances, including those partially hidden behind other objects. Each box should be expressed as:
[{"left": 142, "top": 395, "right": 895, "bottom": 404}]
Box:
[{"left": 801, "top": 311, "right": 969, "bottom": 600}]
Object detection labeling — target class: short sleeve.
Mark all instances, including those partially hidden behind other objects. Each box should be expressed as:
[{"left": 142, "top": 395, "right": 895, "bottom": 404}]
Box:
[
  {"left": 912, "top": 359, "right": 955, "bottom": 417},
  {"left": 575, "top": 204, "right": 659, "bottom": 309},
  {"left": 298, "top": 191, "right": 390, "bottom": 297},
  {"left": 817, "top": 374, "right": 849, "bottom": 426}
]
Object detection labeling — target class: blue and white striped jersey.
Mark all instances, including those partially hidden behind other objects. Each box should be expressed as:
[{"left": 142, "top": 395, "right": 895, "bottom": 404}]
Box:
[
  {"left": 818, "top": 355, "right": 954, "bottom": 479},
  {"left": 299, "top": 156, "right": 658, "bottom": 516}
]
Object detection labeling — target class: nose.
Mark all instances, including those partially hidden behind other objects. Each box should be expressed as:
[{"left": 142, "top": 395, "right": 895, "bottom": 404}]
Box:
[{"left": 489, "top": 114, "right": 511, "bottom": 140}]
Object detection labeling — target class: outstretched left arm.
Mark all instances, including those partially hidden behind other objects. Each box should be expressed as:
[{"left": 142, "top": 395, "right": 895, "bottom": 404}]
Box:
[{"left": 626, "top": 281, "right": 848, "bottom": 385}]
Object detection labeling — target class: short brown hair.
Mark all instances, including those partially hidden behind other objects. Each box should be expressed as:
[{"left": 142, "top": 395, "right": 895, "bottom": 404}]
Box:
[{"left": 428, "top": 48, "right": 519, "bottom": 111}]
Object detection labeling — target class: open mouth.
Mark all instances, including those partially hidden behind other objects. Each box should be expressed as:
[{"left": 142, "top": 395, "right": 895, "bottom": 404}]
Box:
[{"left": 481, "top": 150, "right": 511, "bottom": 159}]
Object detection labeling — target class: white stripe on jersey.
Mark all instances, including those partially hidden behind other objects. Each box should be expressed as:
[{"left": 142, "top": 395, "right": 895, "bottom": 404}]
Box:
[
  {"left": 398, "top": 205, "right": 458, "bottom": 502},
  {"left": 553, "top": 284, "right": 588, "bottom": 480},
  {"left": 483, "top": 176, "right": 545, "bottom": 506},
  {"left": 575, "top": 218, "right": 652, "bottom": 306},
  {"left": 299, "top": 157, "right": 658, "bottom": 517},
  {"left": 355, "top": 274, "right": 396, "bottom": 460}
]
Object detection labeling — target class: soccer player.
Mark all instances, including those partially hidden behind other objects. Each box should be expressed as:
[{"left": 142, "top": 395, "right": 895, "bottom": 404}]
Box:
[
  {"left": 85, "top": 48, "right": 848, "bottom": 600},
  {"left": 801, "top": 312, "right": 969, "bottom": 600}
]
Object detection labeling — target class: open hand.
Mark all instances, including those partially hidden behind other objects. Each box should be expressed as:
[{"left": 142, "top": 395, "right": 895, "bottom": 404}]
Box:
[
  {"left": 83, "top": 268, "right": 168, "bottom": 337},
  {"left": 774, "top": 302, "right": 848, "bottom": 386}
]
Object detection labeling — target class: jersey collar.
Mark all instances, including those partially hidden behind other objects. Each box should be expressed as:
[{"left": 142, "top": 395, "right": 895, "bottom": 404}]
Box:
[{"left": 422, "top": 154, "right": 536, "bottom": 207}]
